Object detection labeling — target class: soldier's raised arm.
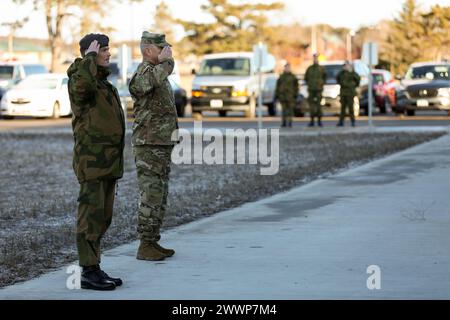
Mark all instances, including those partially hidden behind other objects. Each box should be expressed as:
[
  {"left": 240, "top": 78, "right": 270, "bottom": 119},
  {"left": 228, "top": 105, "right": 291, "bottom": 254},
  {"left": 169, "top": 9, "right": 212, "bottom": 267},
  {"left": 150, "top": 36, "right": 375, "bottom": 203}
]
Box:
[
  {"left": 129, "top": 46, "right": 174, "bottom": 99},
  {"left": 67, "top": 40, "right": 100, "bottom": 104}
]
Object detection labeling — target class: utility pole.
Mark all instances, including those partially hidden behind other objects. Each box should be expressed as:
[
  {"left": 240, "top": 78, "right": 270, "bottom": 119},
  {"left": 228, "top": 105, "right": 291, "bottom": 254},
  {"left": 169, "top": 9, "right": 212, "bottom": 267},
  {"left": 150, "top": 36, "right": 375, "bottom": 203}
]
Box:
[
  {"left": 311, "top": 25, "right": 317, "bottom": 54},
  {"left": 346, "top": 30, "right": 355, "bottom": 61}
]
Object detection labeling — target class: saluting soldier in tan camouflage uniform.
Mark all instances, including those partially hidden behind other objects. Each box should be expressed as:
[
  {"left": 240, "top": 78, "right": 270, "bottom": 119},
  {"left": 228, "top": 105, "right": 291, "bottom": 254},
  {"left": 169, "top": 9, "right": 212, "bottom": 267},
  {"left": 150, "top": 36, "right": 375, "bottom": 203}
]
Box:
[
  {"left": 68, "top": 33, "right": 125, "bottom": 291},
  {"left": 129, "top": 32, "right": 179, "bottom": 261}
]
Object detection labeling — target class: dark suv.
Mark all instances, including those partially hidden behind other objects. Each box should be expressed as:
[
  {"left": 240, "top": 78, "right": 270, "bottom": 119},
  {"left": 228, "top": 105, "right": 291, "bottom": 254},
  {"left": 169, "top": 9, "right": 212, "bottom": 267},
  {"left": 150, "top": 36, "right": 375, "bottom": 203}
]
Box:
[{"left": 395, "top": 62, "right": 450, "bottom": 116}]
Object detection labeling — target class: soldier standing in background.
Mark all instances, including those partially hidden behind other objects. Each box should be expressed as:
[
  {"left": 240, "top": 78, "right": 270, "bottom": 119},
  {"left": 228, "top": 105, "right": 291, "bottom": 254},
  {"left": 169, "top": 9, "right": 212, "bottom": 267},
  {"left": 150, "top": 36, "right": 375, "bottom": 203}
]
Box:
[
  {"left": 129, "top": 32, "right": 179, "bottom": 261},
  {"left": 67, "top": 34, "right": 125, "bottom": 291},
  {"left": 275, "top": 63, "right": 299, "bottom": 127},
  {"left": 304, "top": 53, "right": 326, "bottom": 127},
  {"left": 336, "top": 61, "right": 361, "bottom": 127}
]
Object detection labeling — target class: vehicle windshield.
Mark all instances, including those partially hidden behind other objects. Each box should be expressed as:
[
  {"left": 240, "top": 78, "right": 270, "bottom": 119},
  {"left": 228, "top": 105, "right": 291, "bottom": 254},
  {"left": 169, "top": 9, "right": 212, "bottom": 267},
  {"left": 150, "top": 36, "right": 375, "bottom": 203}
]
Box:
[
  {"left": 405, "top": 65, "right": 449, "bottom": 81},
  {"left": 197, "top": 58, "right": 251, "bottom": 76},
  {"left": 23, "top": 64, "right": 48, "bottom": 76},
  {"left": 324, "top": 65, "right": 343, "bottom": 84},
  {"left": 0, "top": 66, "right": 14, "bottom": 80},
  {"left": 16, "top": 78, "right": 59, "bottom": 90}
]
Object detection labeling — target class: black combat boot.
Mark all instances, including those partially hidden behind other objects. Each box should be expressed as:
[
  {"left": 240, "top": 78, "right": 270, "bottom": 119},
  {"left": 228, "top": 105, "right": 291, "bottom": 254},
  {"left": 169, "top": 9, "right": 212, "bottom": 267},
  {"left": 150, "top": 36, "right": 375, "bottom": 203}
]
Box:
[
  {"left": 98, "top": 265, "right": 123, "bottom": 286},
  {"left": 336, "top": 120, "right": 344, "bottom": 127},
  {"left": 281, "top": 119, "right": 286, "bottom": 127},
  {"left": 81, "top": 265, "right": 116, "bottom": 291},
  {"left": 288, "top": 120, "right": 292, "bottom": 128},
  {"left": 351, "top": 119, "right": 356, "bottom": 127},
  {"left": 308, "top": 118, "right": 315, "bottom": 127}
]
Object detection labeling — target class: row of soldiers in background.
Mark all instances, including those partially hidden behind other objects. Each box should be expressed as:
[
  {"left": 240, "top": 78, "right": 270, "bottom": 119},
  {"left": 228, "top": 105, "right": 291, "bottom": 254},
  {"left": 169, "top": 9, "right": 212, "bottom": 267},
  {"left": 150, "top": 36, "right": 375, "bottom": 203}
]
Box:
[{"left": 275, "top": 54, "right": 360, "bottom": 128}]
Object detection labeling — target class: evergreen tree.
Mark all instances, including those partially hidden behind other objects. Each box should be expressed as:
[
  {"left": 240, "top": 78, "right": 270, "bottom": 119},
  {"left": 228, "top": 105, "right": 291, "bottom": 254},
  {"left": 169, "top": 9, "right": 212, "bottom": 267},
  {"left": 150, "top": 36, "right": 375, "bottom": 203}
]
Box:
[
  {"left": 383, "top": 0, "right": 425, "bottom": 75},
  {"left": 175, "top": 0, "right": 283, "bottom": 55}
]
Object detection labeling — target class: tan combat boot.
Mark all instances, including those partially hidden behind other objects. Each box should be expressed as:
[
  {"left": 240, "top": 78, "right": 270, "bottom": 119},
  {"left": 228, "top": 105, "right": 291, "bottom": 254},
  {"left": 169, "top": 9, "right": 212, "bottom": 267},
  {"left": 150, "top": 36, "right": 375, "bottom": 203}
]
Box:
[
  {"left": 136, "top": 241, "right": 166, "bottom": 261},
  {"left": 153, "top": 242, "right": 175, "bottom": 257}
]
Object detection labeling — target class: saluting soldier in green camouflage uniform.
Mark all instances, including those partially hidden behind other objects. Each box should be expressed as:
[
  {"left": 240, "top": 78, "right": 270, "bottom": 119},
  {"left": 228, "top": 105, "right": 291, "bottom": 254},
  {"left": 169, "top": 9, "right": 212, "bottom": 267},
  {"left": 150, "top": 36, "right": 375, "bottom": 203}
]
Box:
[
  {"left": 67, "top": 34, "right": 125, "bottom": 291},
  {"left": 129, "top": 32, "right": 178, "bottom": 261},
  {"left": 275, "top": 63, "right": 298, "bottom": 128},
  {"left": 336, "top": 61, "right": 361, "bottom": 127},
  {"left": 304, "top": 53, "right": 326, "bottom": 127}
]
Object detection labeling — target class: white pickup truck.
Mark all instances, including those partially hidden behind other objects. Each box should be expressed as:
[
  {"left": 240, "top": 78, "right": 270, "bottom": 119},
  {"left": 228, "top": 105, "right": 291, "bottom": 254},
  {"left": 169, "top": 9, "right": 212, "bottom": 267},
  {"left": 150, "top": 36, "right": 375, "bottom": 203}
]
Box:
[{"left": 191, "top": 52, "right": 278, "bottom": 117}]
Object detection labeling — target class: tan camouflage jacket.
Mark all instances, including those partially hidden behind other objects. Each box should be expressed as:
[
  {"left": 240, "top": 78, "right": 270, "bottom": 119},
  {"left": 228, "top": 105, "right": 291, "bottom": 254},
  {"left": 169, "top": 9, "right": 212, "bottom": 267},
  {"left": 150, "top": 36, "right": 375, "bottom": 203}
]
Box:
[
  {"left": 129, "top": 58, "right": 179, "bottom": 146},
  {"left": 67, "top": 52, "right": 125, "bottom": 183}
]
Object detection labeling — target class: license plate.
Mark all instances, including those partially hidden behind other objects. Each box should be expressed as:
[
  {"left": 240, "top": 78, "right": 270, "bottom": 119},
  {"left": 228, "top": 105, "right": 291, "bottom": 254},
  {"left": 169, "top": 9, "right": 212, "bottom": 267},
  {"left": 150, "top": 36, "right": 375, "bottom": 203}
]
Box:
[
  {"left": 210, "top": 99, "right": 223, "bottom": 108},
  {"left": 417, "top": 99, "right": 429, "bottom": 107}
]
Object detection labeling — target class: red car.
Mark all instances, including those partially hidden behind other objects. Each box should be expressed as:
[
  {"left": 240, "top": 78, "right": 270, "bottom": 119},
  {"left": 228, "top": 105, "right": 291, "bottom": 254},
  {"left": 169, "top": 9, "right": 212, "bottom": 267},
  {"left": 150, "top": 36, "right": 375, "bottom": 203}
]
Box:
[{"left": 372, "top": 69, "right": 397, "bottom": 114}]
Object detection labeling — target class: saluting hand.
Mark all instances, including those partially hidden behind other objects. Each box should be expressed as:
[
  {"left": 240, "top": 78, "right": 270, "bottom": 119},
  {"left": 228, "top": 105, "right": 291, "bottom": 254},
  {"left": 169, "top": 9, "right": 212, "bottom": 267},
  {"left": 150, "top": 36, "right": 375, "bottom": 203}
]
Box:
[
  {"left": 158, "top": 46, "right": 173, "bottom": 63},
  {"left": 85, "top": 40, "right": 100, "bottom": 56}
]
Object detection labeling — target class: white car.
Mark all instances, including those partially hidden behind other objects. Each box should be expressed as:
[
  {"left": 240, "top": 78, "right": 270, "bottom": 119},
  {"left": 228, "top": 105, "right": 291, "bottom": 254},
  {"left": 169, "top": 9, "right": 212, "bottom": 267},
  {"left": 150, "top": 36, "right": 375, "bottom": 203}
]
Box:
[{"left": 0, "top": 73, "right": 71, "bottom": 119}]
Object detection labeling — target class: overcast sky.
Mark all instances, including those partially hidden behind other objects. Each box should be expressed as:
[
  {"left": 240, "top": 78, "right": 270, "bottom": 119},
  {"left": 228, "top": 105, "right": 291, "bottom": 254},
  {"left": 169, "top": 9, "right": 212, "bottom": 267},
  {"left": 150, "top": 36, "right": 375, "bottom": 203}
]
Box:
[{"left": 0, "top": 0, "right": 449, "bottom": 41}]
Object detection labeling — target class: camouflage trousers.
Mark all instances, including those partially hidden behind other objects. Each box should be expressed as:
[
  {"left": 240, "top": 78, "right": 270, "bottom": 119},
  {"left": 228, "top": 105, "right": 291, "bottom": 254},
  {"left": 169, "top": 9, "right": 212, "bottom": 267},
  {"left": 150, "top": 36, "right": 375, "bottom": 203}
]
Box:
[
  {"left": 76, "top": 179, "right": 116, "bottom": 267},
  {"left": 339, "top": 95, "right": 355, "bottom": 122},
  {"left": 133, "top": 145, "right": 173, "bottom": 242},
  {"left": 280, "top": 100, "right": 295, "bottom": 124},
  {"left": 308, "top": 90, "right": 323, "bottom": 119}
]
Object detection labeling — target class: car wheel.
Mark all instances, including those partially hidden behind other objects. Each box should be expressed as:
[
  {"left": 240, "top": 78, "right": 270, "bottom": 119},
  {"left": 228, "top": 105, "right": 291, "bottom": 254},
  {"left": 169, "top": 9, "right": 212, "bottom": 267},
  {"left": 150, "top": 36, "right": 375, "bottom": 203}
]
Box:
[
  {"left": 218, "top": 110, "right": 227, "bottom": 117},
  {"left": 245, "top": 96, "right": 256, "bottom": 118},
  {"left": 406, "top": 109, "right": 415, "bottom": 116},
  {"left": 267, "top": 103, "right": 276, "bottom": 116},
  {"left": 353, "top": 96, "right": 360, "bottom": 117},
  {"left": 379, "top": 98, "right": 388, "bottom": 114},
  {"left": 51, "top": 102, "right": 61, "bottom": 119}
]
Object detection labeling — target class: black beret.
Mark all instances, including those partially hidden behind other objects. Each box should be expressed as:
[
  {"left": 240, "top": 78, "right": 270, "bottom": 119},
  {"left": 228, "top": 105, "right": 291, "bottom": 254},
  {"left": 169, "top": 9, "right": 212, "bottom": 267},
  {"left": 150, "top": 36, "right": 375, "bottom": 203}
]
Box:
[{"left": 79, "top": 33, "right": 109, "bottom": 56}]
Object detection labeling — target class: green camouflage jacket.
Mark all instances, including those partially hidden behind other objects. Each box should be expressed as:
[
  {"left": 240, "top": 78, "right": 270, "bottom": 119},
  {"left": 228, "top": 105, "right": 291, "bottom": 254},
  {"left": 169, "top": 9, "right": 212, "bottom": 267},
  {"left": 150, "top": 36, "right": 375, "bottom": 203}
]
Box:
[
  {"left": 337, "top": 70, "right": 361, "bottom": 97},
  {"left": 67, "top": 52, "right": 125, "bottom": 183},
  {"left": 275, "top": 72, "right": 299, "bottom": 102},
  {"left": 128, "top": 58, "right": 179, "bottom": 146},
  {"left": 304, "top": 63, "right": 326, "bottom": 92}
]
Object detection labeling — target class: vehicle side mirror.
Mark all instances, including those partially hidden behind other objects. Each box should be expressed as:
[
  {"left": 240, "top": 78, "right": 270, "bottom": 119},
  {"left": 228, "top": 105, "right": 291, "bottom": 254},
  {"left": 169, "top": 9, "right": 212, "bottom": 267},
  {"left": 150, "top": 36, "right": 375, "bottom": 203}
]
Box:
[{"left": 191, "top": 68, "right": 196, "bottom": 75}]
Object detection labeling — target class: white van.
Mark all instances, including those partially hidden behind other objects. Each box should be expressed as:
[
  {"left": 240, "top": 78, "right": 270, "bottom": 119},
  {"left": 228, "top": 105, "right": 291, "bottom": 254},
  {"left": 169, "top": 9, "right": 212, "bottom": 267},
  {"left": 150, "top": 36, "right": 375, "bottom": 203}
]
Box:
[{"left": 191, "top": 52, "right": 277, "bottom": 117}]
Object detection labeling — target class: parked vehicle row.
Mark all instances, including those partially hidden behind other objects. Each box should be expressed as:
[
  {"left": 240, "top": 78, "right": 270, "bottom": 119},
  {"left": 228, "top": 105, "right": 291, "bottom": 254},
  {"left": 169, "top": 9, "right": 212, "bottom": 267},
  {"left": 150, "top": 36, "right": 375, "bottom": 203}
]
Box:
[
  {"left": 0, "top": 60, "right": 188, "bottom": 119},
  {"left": 1, "top": 58, "right": 448, "bottom": 120}
]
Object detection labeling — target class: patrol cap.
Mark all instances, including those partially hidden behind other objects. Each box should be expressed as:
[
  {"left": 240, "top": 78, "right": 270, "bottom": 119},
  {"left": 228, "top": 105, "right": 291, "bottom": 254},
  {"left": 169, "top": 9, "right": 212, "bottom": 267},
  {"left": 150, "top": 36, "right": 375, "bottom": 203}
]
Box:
[
  {"left": 79, "top": 33, "right": 109, "bottom": 56},
  {"left": 141, "top": 31, "right": 171, "bottom": 48}
]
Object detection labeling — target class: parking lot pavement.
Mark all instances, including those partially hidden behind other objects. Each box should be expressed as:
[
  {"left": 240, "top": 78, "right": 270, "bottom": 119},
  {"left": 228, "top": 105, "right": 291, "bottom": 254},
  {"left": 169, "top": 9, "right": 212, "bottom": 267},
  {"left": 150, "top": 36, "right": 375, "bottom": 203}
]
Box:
[{"left": 1, "top": 132, "right": 450, "bottom": 299}]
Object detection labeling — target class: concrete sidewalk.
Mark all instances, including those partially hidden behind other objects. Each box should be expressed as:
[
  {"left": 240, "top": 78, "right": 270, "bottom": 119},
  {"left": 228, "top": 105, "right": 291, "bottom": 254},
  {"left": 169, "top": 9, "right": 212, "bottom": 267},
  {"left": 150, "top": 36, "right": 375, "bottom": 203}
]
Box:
[{"left": 1, "top": 133, "right": 450, "bottom": 299}]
